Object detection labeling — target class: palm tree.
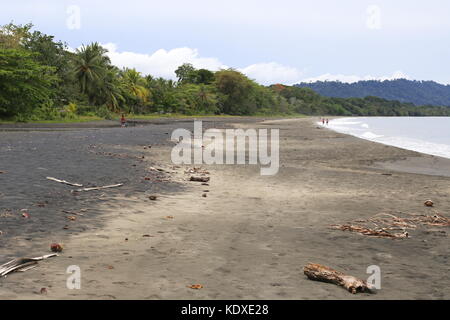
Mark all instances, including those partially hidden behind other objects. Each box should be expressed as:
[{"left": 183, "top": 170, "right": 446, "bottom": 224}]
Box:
[
  {"left": 121, "top": 68, "right": 150, "bottom": 111},
  {"left": 72, "top": 43, "right": 110, "bottom": 100},
  {"left": 101, "top": 69, "right": 125, "bottom": 112}
]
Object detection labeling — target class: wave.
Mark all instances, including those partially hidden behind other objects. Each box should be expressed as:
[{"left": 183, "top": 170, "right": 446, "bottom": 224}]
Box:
[{"left": 360, "top": 131, "right": 383, "bottom": 139}]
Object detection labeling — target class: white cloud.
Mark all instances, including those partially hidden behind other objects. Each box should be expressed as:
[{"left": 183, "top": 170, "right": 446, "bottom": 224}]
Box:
[
  {"left": 238, "top": 62, "right": 303, "bottom": 85},
  {"left": 100, "top": 43, "right": 303, "bottom": 85},
  {"left": 300, "top": 71, "right": 410, "bottom": 83},
  {"left": 102, "top": 43, "right": 227, "bottom": 79},
  {"left": 94, "top": 43, "right": 410, "bottom": 86}
]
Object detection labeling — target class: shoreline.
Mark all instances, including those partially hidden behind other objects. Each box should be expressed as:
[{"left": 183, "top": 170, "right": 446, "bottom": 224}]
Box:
[
  {"left": 0, "top": 118, "right": 449, "bottom": 299},
  {"left": 322, "top": 116, "right": 450, "bottom": 161}
]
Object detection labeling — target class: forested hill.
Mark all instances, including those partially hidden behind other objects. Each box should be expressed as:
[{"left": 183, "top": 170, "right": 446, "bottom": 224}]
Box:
[{"left": 295, "top": 79, "right": 450, "bottom": 107}]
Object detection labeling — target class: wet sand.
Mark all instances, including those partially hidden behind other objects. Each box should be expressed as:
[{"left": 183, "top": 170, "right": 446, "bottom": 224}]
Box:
[{"left": 0, "top": 118, "right": 449, "bottom": 299}]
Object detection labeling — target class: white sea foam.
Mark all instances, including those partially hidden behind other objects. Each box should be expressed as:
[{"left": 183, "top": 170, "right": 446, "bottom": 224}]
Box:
[{"left": 361, "top": 131, "right": 383, "bottom": 139}]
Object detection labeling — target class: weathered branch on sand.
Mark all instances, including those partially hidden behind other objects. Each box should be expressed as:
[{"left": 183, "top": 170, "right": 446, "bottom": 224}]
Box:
[
  {"left": 331, "top": 224, "right": 409, "bottom": 239},
  {"left": 190, "top": 176, "right": 210, "bottom": 183},
  {"left": 331, "top": 212, "right": 449, "bottom": 239},
  {"left": 46, "top": 177, "right": 83, "bottom": 187},
  {"left": 0, "top": 254, "right": 58, "bottom": 278},
  {"left": 304, "top": 263, "right": 374, "bottom": 294},
  {"left": 74, "top": 184, "right": 124, "bottom": 192}
]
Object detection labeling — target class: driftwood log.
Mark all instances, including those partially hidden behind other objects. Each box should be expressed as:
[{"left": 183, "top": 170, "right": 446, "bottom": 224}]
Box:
[
  {"left": 149, "top": 167, "right": 169, "bottom": 173},
  {"left": 304, "top": 263, "right": 373, "bottom": 294},
  {"left": 190, "top": 176, "right": 210, "bottom": 183},
  {"left": 46, "top": 177, "right": 83, "bottom": 187},
  {"left": 0, "top": 254, "right": 58, "bottom": 278}
]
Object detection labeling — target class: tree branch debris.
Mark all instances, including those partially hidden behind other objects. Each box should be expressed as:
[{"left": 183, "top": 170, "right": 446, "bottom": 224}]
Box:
[
  {"left": 0, "top": 254, "right": 58, "bottom": 278},
  {"left": 331, "top": 212, "right": 449, "bottom": 239}
]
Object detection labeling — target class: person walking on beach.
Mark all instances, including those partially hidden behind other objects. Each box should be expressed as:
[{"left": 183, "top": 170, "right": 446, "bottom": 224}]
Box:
[
  {"left": 326, "top": 119, "right": 329, "bottom": 125},
  {"left": 120, "top": 114, "right": 127, "bottom": 127},
  {"left": 322, "top": 118, "right": 325, "bottom": 125}
]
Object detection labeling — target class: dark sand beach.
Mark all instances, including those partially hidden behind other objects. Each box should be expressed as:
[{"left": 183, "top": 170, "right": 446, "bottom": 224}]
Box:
[{"left": 0, "top": 118, "right": 449, "bottom": 299}]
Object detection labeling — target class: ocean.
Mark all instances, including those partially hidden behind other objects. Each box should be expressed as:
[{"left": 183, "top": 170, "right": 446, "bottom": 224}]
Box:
[{"left": 323, "top": 117, "right": 450, "bottom": 159}]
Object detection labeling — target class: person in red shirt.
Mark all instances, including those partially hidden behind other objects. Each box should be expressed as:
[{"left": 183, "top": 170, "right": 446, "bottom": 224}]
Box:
[{"left": 120, "top": 114, "right": 127, "bottom": 127}]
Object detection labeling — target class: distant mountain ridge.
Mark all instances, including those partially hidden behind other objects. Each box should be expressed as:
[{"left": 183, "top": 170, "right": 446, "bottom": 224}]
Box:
[{"left": 294, "top": 79, "right": 450, "bottom": 107}]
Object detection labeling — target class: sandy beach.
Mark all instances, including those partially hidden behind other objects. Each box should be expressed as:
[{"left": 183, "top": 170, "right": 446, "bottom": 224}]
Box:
[{"left": 0, "top": 117, "right": 449, "bottom": 299}]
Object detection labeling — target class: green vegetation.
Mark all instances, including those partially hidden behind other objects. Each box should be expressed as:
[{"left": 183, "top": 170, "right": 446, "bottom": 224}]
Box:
[{"left": 1, "top": 23, "right": 449, "bottom": 123}]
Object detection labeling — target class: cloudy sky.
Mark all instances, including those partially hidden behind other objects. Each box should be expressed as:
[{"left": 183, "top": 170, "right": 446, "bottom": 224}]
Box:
[{"left": 2, "top": 0, "right": 450, "bottom": 85}]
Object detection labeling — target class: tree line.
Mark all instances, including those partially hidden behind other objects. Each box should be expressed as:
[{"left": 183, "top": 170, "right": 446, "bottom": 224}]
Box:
[{"left": 1, "top": 23, "right": 449, "bottom": 122}]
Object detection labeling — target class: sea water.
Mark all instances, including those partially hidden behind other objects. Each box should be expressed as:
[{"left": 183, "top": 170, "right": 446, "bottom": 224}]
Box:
[{"left": 323, "top": 117, "right": 450, "bottom": 159}]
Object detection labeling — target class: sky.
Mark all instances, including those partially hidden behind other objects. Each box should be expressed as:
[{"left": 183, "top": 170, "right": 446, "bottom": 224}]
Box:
[{"left": 2, "top": 0, "right": 450, "bottom": 85}]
